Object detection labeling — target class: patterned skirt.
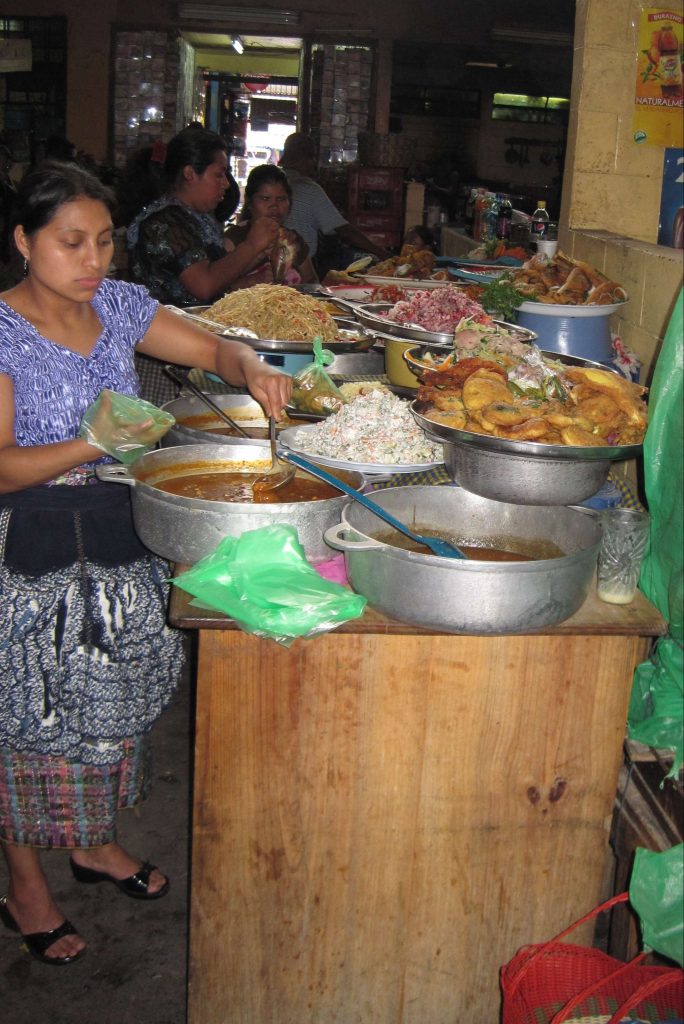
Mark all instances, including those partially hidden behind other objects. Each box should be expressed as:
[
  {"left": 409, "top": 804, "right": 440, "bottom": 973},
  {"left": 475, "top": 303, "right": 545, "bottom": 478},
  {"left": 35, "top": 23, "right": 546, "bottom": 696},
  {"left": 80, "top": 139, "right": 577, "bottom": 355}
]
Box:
[
  {"left": 0, "top": 486, "right": 185, "bottom": 848},
  {"left": 0, "top": 737, "right": 151, "bottom": 848}
]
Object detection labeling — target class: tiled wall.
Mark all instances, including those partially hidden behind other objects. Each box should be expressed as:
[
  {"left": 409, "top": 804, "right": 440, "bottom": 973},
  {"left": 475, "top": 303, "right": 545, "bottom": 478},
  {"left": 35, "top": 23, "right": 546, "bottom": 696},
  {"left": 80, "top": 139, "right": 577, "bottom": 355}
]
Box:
[
  {"left": 560, "top": 0, "right": 683, "bottom": 384},
  {"left": 561, "top": 229, "right": 682, "bottom": 382}
]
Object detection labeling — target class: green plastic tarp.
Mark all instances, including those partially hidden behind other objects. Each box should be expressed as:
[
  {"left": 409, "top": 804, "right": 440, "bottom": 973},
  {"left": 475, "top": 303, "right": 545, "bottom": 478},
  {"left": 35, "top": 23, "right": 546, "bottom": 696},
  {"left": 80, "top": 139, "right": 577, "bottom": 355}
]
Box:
[{"left": 628, "top": 289, "right": 684, "bottom": 775}]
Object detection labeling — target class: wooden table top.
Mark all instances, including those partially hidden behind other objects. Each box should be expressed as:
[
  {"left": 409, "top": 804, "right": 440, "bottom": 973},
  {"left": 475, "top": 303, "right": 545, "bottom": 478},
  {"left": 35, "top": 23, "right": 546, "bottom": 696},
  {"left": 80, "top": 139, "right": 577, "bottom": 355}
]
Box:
[{"left": 169, "top": 574, "right": 666, "bottom": 638}]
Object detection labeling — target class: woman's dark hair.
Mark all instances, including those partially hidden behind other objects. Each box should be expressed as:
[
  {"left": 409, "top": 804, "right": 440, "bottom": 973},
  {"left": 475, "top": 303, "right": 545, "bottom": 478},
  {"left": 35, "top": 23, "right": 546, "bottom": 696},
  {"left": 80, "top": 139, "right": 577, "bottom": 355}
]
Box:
[
  {"left": 115, "top": 145, "right": 164, "bottom": 227},
  {"left": 163, "top": 127, "right": 227, "bottom": 188},
  {"left": 15, "top": 160, "right": 115, "bottom": 236},
  {"left": 240, "top": 164, "right": 291, "bottom": 221}
]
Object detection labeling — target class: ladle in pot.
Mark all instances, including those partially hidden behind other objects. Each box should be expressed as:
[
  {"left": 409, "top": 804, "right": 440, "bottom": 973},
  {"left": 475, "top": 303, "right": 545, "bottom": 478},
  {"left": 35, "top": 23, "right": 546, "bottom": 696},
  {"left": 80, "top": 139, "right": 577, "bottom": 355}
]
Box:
[
  {"left": 252, "top": 416, "right": 296, "bottom": 496},
  {"left": 163, "top": 365, "right": 251, "bottom": 438},
  {"left": 281, "top": 452, "right": 467, "bottom": 559}
]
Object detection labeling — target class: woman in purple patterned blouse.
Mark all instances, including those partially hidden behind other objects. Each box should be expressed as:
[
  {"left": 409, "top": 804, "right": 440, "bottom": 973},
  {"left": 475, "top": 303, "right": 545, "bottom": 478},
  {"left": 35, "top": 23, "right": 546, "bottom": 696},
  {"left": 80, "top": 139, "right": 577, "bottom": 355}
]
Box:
[{"left": 0, "top": 161, "right": 291, "bottom": 965}]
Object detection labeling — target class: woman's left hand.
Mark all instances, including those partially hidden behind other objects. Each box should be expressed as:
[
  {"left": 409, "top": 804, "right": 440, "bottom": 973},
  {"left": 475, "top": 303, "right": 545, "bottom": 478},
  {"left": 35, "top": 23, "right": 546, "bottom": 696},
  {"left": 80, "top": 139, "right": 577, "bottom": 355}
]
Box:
[{"left": 240, "top": 358, "right": 292, "bottom": 418}]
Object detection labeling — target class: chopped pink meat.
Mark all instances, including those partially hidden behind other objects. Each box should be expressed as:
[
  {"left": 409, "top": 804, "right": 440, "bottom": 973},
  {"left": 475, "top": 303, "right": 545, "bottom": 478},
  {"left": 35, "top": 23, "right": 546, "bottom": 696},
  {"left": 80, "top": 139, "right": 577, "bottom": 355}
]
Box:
[{"left": 386, "top": 287, "right": 490, "bottom": 332}]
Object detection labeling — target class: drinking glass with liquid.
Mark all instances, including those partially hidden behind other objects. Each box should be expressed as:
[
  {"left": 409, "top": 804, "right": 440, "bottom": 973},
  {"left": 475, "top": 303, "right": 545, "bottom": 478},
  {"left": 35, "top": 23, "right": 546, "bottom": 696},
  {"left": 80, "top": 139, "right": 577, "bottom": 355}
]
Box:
[{"left": 596, "top": 508, "right": 650, "bottom": 604}]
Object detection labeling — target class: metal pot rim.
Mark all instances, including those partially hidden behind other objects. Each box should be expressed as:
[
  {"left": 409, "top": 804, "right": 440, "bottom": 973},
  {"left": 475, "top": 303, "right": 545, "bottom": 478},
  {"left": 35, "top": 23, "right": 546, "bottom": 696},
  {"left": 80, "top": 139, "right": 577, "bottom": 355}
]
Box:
[{"left": 337, "top": 486, "right": 601, "bottom": 569}]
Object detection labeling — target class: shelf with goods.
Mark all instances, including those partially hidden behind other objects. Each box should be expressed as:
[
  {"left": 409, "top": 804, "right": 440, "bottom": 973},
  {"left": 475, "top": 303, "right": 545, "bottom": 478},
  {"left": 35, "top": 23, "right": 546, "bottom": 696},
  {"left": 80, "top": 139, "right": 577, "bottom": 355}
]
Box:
[
  {"left": 0, "top": 15, "right": 67, "bottom": 166},
  {"left": 346, "top": 165, "right": 404, "bottom": 248}
]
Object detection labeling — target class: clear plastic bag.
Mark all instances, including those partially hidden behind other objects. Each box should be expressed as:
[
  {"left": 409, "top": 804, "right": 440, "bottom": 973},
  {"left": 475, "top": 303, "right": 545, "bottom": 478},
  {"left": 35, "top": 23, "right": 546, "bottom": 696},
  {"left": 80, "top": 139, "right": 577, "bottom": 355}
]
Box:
[
  {"left": 289, "top": 336, "right": 346, "bottom": 416},
  {"left": 171, "top": 524, "right": 366, "bottom": 646},
  {"left": 79, "top": 389, "right": 175, "bottom": 464}
]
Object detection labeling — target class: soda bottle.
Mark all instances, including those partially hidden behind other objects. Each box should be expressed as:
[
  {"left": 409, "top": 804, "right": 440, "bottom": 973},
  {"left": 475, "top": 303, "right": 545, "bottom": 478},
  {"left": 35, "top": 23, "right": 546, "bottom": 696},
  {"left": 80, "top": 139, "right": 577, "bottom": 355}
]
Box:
[
  {"left": 495, "top": 194, "right": 513, "bottom": 241},
  {"left": 472, "top": 188, "right": 487, "bottom": 242},
  {"left": 657, "top": 24, "right": 683, "bottom": 100},
  {"left": 530, "top": 200, "right": 549, "bottom": 240}
]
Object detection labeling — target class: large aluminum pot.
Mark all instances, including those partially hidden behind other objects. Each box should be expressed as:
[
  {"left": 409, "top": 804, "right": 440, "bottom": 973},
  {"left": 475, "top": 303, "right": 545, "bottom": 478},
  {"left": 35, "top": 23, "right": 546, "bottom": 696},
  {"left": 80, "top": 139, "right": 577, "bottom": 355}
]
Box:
[
  {"left": 324, "top": 485, "right": 601, "bottom": 634},
  {"left": 162, "top": 394, "right": 267, "bottom": 447},
  {"left": 97, "top": 443, "right": 364, "bottom": 565}
]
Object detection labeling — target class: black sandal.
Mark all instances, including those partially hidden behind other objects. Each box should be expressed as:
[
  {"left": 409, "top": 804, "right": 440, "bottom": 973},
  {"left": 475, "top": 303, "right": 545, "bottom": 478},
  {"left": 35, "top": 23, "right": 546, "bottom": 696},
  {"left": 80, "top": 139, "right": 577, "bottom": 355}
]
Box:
[
  {"left": 70, "top": 858, "right": 170, "bottom": 900},
  {"left": 0, "top": 894, "right": 85, "bottom": 966}
]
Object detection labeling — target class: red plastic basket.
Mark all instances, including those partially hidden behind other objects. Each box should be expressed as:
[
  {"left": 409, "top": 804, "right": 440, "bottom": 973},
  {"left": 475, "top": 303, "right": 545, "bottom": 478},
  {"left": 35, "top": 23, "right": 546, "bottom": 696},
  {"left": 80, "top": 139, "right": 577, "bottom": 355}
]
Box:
[{"left": 501, "top": 893, "right": 684, "bottom": 1024}]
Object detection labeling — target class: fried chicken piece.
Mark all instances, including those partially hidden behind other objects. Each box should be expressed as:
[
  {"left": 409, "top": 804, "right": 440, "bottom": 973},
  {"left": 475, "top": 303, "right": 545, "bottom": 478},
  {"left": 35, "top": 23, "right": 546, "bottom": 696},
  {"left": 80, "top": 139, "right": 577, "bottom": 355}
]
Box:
[
  {"left": 421, "top": 357, "right": 505, "bottom": 391},
  {"left": 564, "top": 368, "right": 648, "bottom": 428}
]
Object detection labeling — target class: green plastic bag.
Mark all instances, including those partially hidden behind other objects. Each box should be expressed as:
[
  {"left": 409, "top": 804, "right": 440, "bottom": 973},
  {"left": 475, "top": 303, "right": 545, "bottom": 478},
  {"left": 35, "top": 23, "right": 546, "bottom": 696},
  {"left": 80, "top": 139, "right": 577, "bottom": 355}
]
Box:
[
  {"left": 290, "top": 336, "right": 346, "bottom": 415},
  {"left": 80, "top": 388, "right": 175, "bottom": 464},
  {"left": 171, "top": 524, "right": 366, "bottom": 646},
  {"left": 630, "top": 843, "right": 684, "bottom": 966},
  {"left": 628, "top": 290, "right": 684, "bottom": 775}
]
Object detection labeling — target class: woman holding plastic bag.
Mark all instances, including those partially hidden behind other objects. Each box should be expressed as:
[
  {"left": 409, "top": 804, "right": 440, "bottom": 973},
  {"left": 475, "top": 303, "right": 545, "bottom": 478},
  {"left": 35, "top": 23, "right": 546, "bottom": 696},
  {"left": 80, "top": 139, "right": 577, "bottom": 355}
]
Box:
[{"left": 0, "top": 161, "right": 291, "bottom": 965}]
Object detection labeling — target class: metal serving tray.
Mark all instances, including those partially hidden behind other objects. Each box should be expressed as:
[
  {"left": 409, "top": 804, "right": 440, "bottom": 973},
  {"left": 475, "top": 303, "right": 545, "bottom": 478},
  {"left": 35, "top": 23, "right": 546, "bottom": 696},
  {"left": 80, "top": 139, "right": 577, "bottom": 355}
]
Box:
[{"left": 174, "top": 306, "right": 378, "bottom": 353}]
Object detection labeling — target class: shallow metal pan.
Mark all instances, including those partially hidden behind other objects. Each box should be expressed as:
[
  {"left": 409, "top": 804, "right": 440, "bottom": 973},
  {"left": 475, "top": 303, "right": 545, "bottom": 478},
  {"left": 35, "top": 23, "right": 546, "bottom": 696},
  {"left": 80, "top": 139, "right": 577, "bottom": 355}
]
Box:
[
  {"left": 179, "top": 306, "right": 377, "bottom": 353},
  {"left": 352, "top": 303, "right": 537, "bottom": 349}
]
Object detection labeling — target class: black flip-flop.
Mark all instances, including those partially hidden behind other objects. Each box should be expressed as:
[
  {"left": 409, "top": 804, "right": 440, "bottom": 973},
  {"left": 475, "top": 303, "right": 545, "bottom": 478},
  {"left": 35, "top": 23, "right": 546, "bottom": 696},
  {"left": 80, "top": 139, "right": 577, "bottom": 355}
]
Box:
[
  {"left": 70, "top": 858, "right": 170, "bottom": 900},
  {"left": 0, "top": 894, "right": 85, "bottom": 966}
]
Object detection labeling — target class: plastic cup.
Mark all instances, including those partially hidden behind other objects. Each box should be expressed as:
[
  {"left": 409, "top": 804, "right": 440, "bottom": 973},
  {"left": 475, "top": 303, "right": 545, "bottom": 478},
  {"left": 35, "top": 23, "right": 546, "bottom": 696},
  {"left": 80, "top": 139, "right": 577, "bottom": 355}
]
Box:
[
  {"left": 596, "top": 508, "right": 650, "bottom": 604},
  {"left": 535, "top": 239, "right": 558, "bottom": 258}
]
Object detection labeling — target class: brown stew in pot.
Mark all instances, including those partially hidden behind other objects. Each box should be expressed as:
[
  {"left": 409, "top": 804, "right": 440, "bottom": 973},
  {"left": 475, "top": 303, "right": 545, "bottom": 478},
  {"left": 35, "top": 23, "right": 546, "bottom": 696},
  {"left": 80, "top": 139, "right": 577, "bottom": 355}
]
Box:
[
  {"left": 371, "top": 528, "right": 565, "bottom": 561},
  {"left": 178, "top": 413, "right": 308, "bottom": 439},
  {"left": 154, "top": 471, "right": 338, "bottom": 504}
]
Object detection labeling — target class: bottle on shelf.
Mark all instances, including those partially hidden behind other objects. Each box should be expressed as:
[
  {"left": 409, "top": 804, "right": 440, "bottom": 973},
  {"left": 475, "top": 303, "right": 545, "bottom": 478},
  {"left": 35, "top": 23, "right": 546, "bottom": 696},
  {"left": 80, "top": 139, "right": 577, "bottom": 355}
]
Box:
[
  {"left": 530, "top": 200, "right": 550, "bottom": 241},
  {"left": 656, "top": 24, "right": 683, "bottom": 100},
  {"left": 495, "top": 193, "right": 513, "bottom": 241},
  {"left": 472, "top": 188, "right": 488, "bottom": 242}
]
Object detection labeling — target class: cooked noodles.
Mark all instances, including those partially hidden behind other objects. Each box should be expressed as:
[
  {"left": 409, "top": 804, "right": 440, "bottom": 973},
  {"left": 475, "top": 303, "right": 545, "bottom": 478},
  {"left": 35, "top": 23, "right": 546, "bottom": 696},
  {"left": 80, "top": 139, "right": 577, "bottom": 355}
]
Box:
[{"left": 205, "top": 285, "right": 339, "bottom": 341}]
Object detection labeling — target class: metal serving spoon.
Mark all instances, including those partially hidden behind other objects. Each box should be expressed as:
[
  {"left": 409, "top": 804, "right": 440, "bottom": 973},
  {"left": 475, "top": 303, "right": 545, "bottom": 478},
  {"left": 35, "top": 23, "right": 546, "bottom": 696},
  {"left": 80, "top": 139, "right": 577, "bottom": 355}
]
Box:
[
  {"left": 163, "top": 304, "right": 259, "bottom": 339},
  {"left": 163, "top": 365, "right": 251, "bottom": 438},
  {"left": 252, "top": 415, "right": 296, "bottom": 496},
  {"left": 280, "top": 452, "right": 467, "bottom": 559}
]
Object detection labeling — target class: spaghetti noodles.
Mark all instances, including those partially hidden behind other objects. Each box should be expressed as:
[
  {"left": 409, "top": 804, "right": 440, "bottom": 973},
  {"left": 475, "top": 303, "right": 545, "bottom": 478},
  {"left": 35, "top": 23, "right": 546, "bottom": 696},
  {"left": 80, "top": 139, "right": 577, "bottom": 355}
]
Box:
[{"left": 205, "top": 285, "right": 339, "bottom": 341}]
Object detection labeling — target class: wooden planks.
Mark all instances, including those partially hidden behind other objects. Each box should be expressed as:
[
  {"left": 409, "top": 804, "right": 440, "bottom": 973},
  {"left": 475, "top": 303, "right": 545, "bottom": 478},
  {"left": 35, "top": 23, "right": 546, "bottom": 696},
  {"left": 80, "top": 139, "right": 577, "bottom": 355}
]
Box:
[{"left": 188, "top": 628, "right": 653, "bottom": 1023}]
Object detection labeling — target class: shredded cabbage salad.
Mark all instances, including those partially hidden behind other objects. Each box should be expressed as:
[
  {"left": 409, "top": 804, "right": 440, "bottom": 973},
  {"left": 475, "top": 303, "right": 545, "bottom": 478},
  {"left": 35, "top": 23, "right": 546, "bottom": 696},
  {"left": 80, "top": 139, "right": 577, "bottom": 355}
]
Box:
[{"left": 293, "top": 390, "right": 441, "bottom": 465}]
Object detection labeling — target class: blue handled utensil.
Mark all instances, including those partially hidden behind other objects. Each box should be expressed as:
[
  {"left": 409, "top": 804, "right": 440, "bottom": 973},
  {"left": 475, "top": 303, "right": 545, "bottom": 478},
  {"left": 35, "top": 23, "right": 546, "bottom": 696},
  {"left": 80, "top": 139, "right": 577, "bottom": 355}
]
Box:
[{"left": 281, "top": 451, "right": 467, "bottom": 559}]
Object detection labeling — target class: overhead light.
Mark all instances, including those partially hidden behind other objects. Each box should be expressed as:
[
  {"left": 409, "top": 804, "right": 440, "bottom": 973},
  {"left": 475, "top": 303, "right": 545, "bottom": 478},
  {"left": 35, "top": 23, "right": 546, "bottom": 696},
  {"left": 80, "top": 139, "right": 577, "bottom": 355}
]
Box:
[
  {"left": 231, "top": 35, "right": 244, "bottom": 54},
  {"left": 177, "top": 4, "right": 300, "bottom": 25},
  {"left": 465, "top": 61, "right": 513, "bottom": 69},
  {"left": 491, "top": 27, "right": 573, "bottom": 46}
]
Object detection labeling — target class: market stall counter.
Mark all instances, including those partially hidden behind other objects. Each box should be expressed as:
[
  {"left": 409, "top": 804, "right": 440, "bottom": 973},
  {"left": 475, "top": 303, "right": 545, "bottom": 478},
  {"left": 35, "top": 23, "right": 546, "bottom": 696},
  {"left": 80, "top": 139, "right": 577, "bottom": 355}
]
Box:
[{"left": 170, "top": 582, "right": 665, "bottom": 1023}]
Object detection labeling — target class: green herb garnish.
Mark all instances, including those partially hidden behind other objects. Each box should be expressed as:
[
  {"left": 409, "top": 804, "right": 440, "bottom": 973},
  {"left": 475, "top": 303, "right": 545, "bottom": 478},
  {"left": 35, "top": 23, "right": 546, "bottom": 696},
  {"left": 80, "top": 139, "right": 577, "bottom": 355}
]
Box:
[{"left": 480, "top": 277, "right": 533, "bottom": 324}]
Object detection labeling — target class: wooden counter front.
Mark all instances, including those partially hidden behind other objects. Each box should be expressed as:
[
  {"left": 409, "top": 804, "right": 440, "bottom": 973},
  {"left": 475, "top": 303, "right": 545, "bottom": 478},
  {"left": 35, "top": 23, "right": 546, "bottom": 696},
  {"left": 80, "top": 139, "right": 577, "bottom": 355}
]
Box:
[{"left": 172, "top": 587, "right": 665, "bottom": 1024}]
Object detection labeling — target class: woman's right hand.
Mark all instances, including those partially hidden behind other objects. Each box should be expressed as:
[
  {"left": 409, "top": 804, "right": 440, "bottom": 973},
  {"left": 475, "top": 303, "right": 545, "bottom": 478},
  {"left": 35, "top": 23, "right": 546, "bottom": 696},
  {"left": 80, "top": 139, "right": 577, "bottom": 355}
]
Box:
[{"left": 245, "top": 216, "right": 280, "bottom": 256}]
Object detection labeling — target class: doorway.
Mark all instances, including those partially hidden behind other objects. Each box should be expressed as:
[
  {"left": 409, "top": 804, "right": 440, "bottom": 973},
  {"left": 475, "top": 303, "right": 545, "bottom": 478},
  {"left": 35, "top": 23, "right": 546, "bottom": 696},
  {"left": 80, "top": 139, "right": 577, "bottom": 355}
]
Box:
[{"left": 182, "top": 33, "right": 302, "bottom": 192}]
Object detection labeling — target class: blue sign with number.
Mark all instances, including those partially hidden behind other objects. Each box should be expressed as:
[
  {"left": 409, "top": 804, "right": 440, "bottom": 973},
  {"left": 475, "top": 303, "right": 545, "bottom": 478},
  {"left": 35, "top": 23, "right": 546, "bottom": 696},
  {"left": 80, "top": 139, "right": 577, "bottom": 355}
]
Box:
[{"left": 658, "top": 148, "right": 684, "bottom": 247}]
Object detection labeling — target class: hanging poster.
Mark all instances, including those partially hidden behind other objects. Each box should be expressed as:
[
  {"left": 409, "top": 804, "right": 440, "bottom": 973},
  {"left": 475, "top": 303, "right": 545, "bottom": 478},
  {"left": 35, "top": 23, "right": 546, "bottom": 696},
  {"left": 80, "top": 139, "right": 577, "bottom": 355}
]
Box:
[{"left": 633, "top": 8, "right": 683, "bottom": 148}]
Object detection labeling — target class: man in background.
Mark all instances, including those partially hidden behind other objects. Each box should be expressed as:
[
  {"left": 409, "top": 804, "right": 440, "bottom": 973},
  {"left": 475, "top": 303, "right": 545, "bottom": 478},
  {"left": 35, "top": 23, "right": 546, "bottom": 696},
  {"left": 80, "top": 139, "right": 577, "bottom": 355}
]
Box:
[{"left": 279, "top": 133, "right": 390, "bottom": 275}]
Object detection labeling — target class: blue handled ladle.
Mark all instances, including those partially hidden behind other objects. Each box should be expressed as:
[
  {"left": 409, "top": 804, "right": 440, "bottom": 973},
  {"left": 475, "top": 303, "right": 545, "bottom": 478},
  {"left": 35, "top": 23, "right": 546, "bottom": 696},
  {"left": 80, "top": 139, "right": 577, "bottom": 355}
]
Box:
[{"left": 281, "top": 451, "right": 467, "bottom": 559}]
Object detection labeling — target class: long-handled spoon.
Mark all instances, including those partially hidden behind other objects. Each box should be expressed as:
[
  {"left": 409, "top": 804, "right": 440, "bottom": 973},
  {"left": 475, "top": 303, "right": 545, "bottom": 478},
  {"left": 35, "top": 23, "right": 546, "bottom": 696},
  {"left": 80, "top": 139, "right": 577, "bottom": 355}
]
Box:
[
  {"left": 163, "top": 365, "right": 251, "bottom": 438},
  {"left": 252, "top": 415, "right": 296, "bottom": 496},
  {"left": 163, "top": 304, "right": 259, "bottom": 339},
  {"left": 281, "top": 452, "right": 467, "bottom": 559}
]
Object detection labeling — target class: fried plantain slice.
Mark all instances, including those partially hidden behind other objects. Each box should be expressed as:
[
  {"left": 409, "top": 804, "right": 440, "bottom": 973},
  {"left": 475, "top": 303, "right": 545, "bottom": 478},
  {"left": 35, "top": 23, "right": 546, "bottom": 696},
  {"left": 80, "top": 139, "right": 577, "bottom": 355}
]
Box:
[
  {"left": 482, "top": 401, "right": 536, "bottom": 426},
  {"left": 462, "top": 369, "right": 511, "bottom": 411},
  {"left": 560, "top": 425, "right": 605, "bottom": 446},
  {"left": 500, "top": 418, "right": 553, "bottom": 441},
  {"left": 427, "top": 408, "right": 467, "bottom": 429},
  {"left": 574, "top": 394, "right": 621, "bottom": 425}
]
